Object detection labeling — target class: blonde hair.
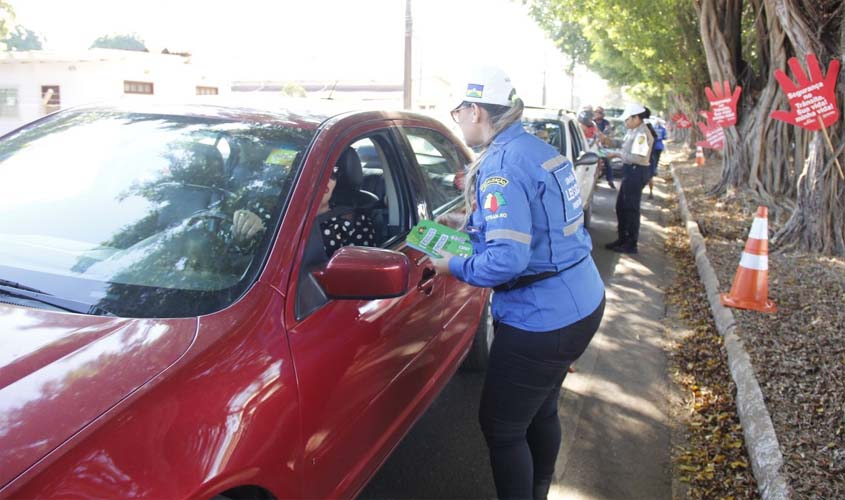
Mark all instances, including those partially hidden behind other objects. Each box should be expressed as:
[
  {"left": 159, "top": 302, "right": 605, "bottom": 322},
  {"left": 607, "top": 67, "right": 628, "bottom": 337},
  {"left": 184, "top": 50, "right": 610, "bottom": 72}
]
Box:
[{"left": 461, "top": 96, "right": 525, "bottom": 227}]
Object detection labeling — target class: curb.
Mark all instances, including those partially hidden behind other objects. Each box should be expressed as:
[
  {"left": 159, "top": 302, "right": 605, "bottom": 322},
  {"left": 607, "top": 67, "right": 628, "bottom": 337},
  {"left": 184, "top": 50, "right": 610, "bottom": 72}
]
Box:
[{"left": 669, "top": 164, "right": 791, "bottom": 500}]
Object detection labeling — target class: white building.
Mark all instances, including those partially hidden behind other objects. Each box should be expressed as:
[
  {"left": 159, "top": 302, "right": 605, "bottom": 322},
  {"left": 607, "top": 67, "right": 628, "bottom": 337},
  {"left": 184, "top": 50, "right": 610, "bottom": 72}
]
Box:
[{"left": 0, "top": 48, "right": 231, "bottom": 135}]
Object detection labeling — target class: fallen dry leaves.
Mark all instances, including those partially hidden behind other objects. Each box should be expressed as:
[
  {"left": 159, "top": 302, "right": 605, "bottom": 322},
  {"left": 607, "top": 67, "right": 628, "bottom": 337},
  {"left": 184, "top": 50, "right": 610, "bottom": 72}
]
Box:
[
  {"left": 664, "top": 190, "right": 759, "bottom": 499},
  {"left": 669, "top": 145, "right": 845, "bottom": 498}
]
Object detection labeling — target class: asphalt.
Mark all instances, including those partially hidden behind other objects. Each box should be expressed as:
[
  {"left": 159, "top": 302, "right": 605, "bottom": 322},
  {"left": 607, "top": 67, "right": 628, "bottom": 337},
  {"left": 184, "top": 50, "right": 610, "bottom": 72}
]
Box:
[{"left": 360, "top": 177, "right": 673, "bottom": 500}]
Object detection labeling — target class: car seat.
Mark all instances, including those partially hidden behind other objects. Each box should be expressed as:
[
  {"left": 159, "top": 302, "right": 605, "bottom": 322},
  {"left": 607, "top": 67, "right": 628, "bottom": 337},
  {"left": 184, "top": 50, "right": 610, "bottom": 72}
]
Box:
[{"left": 330, "top": 148, "right": 379, "bottom": 211}]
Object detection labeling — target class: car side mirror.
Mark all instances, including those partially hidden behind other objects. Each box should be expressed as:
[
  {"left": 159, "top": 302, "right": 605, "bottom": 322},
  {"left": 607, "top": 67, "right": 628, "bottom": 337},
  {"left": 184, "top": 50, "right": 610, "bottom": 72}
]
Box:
[
  {"left": 574, "top": 152, "right": 599, "bottom": 166},
  {"left": 312, "top": 246, "right": 411, "bottom": 300}
]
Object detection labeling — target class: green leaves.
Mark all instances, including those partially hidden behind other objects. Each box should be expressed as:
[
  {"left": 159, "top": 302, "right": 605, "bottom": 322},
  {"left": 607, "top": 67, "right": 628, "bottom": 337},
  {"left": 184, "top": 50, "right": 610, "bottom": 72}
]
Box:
[{"left": 526, "top": 0, "right": 707, "bottom": 109}]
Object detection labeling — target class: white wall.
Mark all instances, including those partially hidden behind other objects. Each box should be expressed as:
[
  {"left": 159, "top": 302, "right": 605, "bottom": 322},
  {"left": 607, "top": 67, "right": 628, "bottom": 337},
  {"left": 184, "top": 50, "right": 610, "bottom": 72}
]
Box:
[{"left": 0, "top": 51, "right": 230, "bottom": 135}]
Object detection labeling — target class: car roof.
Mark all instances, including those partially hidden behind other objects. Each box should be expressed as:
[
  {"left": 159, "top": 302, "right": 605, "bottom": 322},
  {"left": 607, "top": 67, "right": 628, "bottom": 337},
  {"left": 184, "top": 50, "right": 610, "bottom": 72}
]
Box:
[
  {"left": 57, "top": 96, "right": 432, "bottom": 131},
  {"left": 521, "top": 106, "right": 576, "bottom": 123}
]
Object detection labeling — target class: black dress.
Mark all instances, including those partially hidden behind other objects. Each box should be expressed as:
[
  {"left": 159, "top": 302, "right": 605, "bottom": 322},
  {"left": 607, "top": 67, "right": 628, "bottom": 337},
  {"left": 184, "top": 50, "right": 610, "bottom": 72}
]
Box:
[{"left": 319, "top": 213, "right": 376, "bottom": 258}]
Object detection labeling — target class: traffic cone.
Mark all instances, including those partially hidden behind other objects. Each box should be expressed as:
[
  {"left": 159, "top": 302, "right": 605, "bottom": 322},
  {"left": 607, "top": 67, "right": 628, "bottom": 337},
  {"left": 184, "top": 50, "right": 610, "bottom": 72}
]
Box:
[
  {"left": 720, "top": 206, "right": 777, "bottom": 313},
  {"left": 695, "top": 146, "right": 705, "bottom": 166}
]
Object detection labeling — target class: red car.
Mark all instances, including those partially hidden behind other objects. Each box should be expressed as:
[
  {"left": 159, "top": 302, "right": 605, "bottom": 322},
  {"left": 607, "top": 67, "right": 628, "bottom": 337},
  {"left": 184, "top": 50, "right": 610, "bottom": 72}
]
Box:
[{"left": 0, "top": 103, "right": 492, "bottom": 499}]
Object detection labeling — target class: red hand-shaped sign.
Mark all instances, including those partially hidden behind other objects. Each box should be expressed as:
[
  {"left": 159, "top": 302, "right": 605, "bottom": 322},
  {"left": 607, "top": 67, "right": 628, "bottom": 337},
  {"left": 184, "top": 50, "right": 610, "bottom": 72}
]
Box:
[
  {"left": 705, "top": 81, "right": 742, "bottom": 127},
  {"left": 771, "top": 54, "right": 840, "bottom": 131},
  {"left": 671, "top": 112, "right": 692, "bottom": 129},
  {"left": 696, "top": 111, "right": 725, "bottom": 150}
]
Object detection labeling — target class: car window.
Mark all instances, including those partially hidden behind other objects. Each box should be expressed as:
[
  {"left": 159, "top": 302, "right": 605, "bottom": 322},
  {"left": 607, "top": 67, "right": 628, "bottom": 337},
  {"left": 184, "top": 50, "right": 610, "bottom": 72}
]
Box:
[
  {"left": 295, "top": 132, "right": 411, "bottom": 319},
  {"left": 523, "top": 120, "right": 564, "bottom": 156},
  {"left": 568, "top": 120, "right": 583, "bottom": 158},
  {"left": 0, "top": 110, "right": 315, "bottom": 318},
  {"left": 400, "top": 127, "right": 465, "bottom": 216}
]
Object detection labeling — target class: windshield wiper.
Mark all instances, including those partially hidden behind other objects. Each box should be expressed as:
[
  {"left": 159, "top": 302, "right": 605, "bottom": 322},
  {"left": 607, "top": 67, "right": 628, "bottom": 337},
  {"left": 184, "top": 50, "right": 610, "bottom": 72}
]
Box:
[
  {"left": 0, "top": 278, "right": 48, "bottom": 294},
  {"left": 0, "top": 283, "right": 114, "bottom": 316}
]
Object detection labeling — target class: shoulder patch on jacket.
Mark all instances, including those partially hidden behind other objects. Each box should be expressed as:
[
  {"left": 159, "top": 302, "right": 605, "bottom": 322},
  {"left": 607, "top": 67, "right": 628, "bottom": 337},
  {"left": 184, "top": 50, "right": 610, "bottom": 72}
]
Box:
[
  {"left": 480, "top": 176, "right": 509, "bottom": 191},
  {"left": 632, "top": 133, "right": 650, "bottom": 156}
]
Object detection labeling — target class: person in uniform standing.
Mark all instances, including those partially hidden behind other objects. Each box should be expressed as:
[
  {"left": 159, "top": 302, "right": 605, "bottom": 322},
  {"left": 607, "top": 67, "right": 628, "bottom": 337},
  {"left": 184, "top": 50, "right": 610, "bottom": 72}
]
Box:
[
  {"left": 647, "top": 118, "right": 667, "bottom": 199},
  {"left": 431, "top": 66, "right": 606, "bottom": 500},
  {"left": 604, "top": 103, "right": 654, "bottom": 254}
]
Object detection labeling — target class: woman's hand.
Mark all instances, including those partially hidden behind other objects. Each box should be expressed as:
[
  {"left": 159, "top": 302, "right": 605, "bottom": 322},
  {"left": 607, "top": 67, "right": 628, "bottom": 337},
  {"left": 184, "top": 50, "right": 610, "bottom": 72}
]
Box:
[
  {"left": 430, "top": 250, "right": 455, "bottom": 276},
  {"left": 233, "top": 209, "right": 266, "bottom": 242}
]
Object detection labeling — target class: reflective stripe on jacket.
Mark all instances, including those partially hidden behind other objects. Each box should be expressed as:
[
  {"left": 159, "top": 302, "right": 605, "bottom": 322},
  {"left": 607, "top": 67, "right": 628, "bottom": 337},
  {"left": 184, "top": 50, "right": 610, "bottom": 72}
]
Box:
[{"left": 448, "top": 121, "right": 605, "bottom": 331}]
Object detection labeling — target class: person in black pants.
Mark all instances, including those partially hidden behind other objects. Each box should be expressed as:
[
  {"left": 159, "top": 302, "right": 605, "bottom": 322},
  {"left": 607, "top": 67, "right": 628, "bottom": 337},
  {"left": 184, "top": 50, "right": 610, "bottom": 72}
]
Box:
[
  {"left": 604, "top": 104, "right": 654, "bottom": 254},
  {"left": 431, "top": 65, "right": 606, "bottom": 500}
]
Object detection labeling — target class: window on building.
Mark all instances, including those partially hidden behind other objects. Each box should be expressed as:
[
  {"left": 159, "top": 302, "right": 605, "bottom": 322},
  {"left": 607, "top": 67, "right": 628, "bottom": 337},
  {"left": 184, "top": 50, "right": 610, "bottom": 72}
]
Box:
[
  {"left": 41, "top": 85, "right": 61, "bottom": 112},
  {"left": 124, "top": 81, "right": 154, "bottom": 95},
  {"left": 0, "top": 89, "right": 19, "bottom": 117},
  {"left": 196, "top": 86, "right": 219, "bottom": 96}
]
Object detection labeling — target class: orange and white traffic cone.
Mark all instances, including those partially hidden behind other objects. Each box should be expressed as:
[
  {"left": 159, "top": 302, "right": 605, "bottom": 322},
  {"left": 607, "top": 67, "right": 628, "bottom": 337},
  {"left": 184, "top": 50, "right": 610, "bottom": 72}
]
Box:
[
  {"left": 720, "top": 206, "right": 777, "bottom": 313},
  {"left": 695, "top": 146, "right": 705, "bottom": 166}
]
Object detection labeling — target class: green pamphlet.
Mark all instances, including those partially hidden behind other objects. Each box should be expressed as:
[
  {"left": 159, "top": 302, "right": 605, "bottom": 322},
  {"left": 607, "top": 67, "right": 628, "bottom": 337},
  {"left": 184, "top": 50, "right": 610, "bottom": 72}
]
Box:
[{"left": 406, "top": 220, "right": 473, "bottom": 258}]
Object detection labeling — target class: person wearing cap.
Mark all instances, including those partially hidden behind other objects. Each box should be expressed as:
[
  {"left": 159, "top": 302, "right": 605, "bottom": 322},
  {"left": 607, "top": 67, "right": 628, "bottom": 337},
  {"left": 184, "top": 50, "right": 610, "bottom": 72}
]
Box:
[
  {"left": 577, "top": 108, "right": 599, "bottom": 143},
  {"left": 605, "top": 103, "right": 654, "bottom": 254},
  {"left": 430, "top": 66, "right": 605, "bottom": 500},
  {"left": 594, "top": 106, "right": 611, "bottom": 135},
  {"left": 647, "top": 118, "right": 668, "bottom": 199},
  {"left": 593, "top": 106, "right": 615, "bottom": 189}
]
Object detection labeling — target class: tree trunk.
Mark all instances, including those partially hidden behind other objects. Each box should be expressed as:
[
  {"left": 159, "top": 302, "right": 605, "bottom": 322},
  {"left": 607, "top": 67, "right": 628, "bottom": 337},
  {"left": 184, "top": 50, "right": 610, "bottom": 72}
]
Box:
[
  {"left": 696, "top": 0, "right": 746, "bottom": 196},
  {"left": 736, "top": 0, "right": 796, "bottom": 208},
  {"left": 771, "top": 0, "right": 845, "bottom": 254}
]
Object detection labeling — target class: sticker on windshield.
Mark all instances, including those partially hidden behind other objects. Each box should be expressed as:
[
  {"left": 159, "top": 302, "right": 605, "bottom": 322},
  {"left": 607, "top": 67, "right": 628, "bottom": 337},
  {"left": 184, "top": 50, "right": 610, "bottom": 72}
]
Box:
[{"left": 264, "top": 148, "right": 298, "bottom": 168}]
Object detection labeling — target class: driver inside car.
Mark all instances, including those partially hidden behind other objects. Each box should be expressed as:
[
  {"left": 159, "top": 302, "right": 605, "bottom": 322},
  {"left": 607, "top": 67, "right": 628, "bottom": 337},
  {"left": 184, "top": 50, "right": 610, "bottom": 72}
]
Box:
[{"left": 234, "top": 157, "right": 376, "bottom": 258}]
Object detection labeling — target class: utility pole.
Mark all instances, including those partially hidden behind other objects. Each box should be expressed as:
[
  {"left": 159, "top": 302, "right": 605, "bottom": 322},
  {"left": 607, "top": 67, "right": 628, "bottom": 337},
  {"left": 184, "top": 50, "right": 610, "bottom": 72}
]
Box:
[{"left": 403, "top": 0, "right": 412, "bottom": 110}]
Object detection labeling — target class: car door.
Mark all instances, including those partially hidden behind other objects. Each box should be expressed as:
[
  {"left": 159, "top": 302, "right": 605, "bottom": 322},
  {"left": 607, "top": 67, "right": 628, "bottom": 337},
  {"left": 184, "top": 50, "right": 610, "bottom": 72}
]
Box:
[
  {"left": 395, "top": 125, "right": 486, "bottom": 346},
  {"left": 285, "top": 121, "right": 445, "bottom": 498},
  {"left": 566, "top": 118, "right": 599, "bottom": 213}
]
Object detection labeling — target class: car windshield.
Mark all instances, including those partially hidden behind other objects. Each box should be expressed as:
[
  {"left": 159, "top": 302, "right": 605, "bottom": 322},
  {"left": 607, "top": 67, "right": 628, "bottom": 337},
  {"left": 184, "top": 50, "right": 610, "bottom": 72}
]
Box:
[{"left": 0, "top": 110, "right": 315, "bottom": 318}]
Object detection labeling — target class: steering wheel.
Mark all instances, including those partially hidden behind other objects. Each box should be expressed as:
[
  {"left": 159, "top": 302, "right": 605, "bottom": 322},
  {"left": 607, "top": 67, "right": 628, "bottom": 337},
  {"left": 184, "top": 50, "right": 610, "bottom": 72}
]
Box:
[{"left": 186, "top": 210, "right": 233, "bottom": 239}]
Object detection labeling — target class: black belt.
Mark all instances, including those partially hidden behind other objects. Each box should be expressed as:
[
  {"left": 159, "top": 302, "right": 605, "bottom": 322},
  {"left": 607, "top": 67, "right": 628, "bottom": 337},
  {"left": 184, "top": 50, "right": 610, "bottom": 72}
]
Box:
[{"left": 493, "top": 255, "right": 589, "bottom": 293}]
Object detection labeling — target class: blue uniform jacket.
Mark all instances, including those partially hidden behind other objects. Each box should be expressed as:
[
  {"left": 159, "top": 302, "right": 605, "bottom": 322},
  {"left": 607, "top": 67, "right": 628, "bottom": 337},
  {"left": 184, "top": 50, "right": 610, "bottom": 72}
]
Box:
[{"left": 448, "top": 121, "right": 605, "bottom": 331}]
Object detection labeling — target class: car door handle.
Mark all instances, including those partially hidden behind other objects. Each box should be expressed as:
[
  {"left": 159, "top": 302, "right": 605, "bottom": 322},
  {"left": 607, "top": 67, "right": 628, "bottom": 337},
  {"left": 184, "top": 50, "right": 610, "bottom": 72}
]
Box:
[{"left": 417, "top": 267, "right": 437, "bottom": 294}]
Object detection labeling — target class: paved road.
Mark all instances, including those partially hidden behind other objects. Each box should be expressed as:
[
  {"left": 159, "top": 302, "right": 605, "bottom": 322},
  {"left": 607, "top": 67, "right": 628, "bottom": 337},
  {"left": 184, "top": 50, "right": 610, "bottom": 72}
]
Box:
[{"left": 361, "top": 177, "right": 672, "bottom": 500}]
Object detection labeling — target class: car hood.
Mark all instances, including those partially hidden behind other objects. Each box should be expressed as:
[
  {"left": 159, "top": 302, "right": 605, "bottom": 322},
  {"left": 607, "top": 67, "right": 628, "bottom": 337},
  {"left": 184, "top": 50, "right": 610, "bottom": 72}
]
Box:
[{"left": 0, "top": 303, "right": 197, "bottom": 488}]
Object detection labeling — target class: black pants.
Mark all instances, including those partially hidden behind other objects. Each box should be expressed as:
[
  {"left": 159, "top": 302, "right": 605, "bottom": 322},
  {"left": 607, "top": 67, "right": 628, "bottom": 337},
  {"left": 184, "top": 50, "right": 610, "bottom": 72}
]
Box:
[
  {"left": 615, "top": 164, "right": 649, "bottom": 246},
  {"left": 479, "top": 296, "right": 606, "bottom": 500}
]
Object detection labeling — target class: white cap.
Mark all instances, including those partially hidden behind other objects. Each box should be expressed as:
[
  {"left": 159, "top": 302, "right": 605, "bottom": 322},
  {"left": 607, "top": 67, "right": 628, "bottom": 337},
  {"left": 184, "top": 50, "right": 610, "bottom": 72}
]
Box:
[
  {"left": 453, "top": 65, "right": 515, "bottom": 108},
  {"left": 620, "top": 103, "right": 646, "bottom": 120}
]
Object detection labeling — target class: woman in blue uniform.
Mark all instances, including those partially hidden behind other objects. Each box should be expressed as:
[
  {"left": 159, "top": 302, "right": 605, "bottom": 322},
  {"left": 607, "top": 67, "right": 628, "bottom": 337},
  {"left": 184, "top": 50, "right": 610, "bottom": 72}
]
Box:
[{"left": 431, "top": 66, "right": 605, "bottom": 500}]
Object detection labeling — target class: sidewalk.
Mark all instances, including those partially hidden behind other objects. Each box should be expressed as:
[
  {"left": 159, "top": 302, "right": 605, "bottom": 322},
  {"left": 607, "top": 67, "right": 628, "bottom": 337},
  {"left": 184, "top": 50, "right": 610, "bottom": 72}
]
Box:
[{"left": 551, "top": 177, "right": 674, "bottom": 499}]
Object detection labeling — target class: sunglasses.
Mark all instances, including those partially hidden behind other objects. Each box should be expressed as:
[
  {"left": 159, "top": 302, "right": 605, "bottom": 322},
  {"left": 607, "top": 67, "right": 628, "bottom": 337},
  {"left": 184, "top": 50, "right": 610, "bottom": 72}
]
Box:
[{"left": 450, "top": 103, "right": 472, "bottom": 123}]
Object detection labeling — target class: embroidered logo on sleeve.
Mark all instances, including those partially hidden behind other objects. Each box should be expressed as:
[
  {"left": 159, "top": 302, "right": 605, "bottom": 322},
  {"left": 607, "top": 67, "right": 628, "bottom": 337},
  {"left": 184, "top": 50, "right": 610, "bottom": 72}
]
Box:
[
  {"left": 483, "top": 192, "right": 507, "bottom": 213},
  {"left": 466, "top": 83, "right": 484, "bottom": 98},
  {"left": 632, "top": 133, "right": 650, "bottom": 156},
  {"left": 480, "top": 176, "right": 509, "bottom": 191}
]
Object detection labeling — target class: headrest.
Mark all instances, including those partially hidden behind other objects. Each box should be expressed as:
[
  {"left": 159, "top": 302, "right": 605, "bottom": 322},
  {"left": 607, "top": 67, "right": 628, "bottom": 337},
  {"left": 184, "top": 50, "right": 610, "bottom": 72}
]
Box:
[
  {"left": 330, "top": 147, "right": 378, "bottom": 210},
  {"left": 186, "top": 143, "right": 226, "bottom": 187},
  {"left": 334, "top": 148, "right": 363, "bottom": 192}
]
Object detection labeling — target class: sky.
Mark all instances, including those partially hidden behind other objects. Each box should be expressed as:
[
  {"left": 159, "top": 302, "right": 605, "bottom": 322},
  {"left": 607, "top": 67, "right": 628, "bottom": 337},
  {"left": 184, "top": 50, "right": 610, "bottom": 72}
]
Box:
[{"left": 8, "top": 0, "right": 614, "bottom": 108}]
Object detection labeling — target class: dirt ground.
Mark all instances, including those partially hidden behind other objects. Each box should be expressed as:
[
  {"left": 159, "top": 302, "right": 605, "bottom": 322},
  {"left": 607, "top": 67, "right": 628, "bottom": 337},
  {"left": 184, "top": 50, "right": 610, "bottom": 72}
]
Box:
[{"left": 666, "top": 144, "right": 845, "bottom": 499}]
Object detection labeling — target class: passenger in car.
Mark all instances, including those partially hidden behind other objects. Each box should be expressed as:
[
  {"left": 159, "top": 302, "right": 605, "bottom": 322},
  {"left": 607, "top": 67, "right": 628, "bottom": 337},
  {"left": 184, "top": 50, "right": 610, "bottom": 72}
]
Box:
[
  {"left": 316, "top": 162, "right": 376, "bottom": 258},
  {"left": 228, "top": 144, "right": 378, "bottom": 259},
  {"left": 432, "top": 66, "right": 606, "bottom": 500}
]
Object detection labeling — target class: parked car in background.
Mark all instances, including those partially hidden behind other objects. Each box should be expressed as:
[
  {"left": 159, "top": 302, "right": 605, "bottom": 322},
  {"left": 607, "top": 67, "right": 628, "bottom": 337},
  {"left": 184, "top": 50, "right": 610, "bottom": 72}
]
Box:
[
  {"left": 521, "top": 107, "right": 600, "bottom": 227},
  {"left": 0, "top": 102, "right": 492, "bottom": 499}
]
